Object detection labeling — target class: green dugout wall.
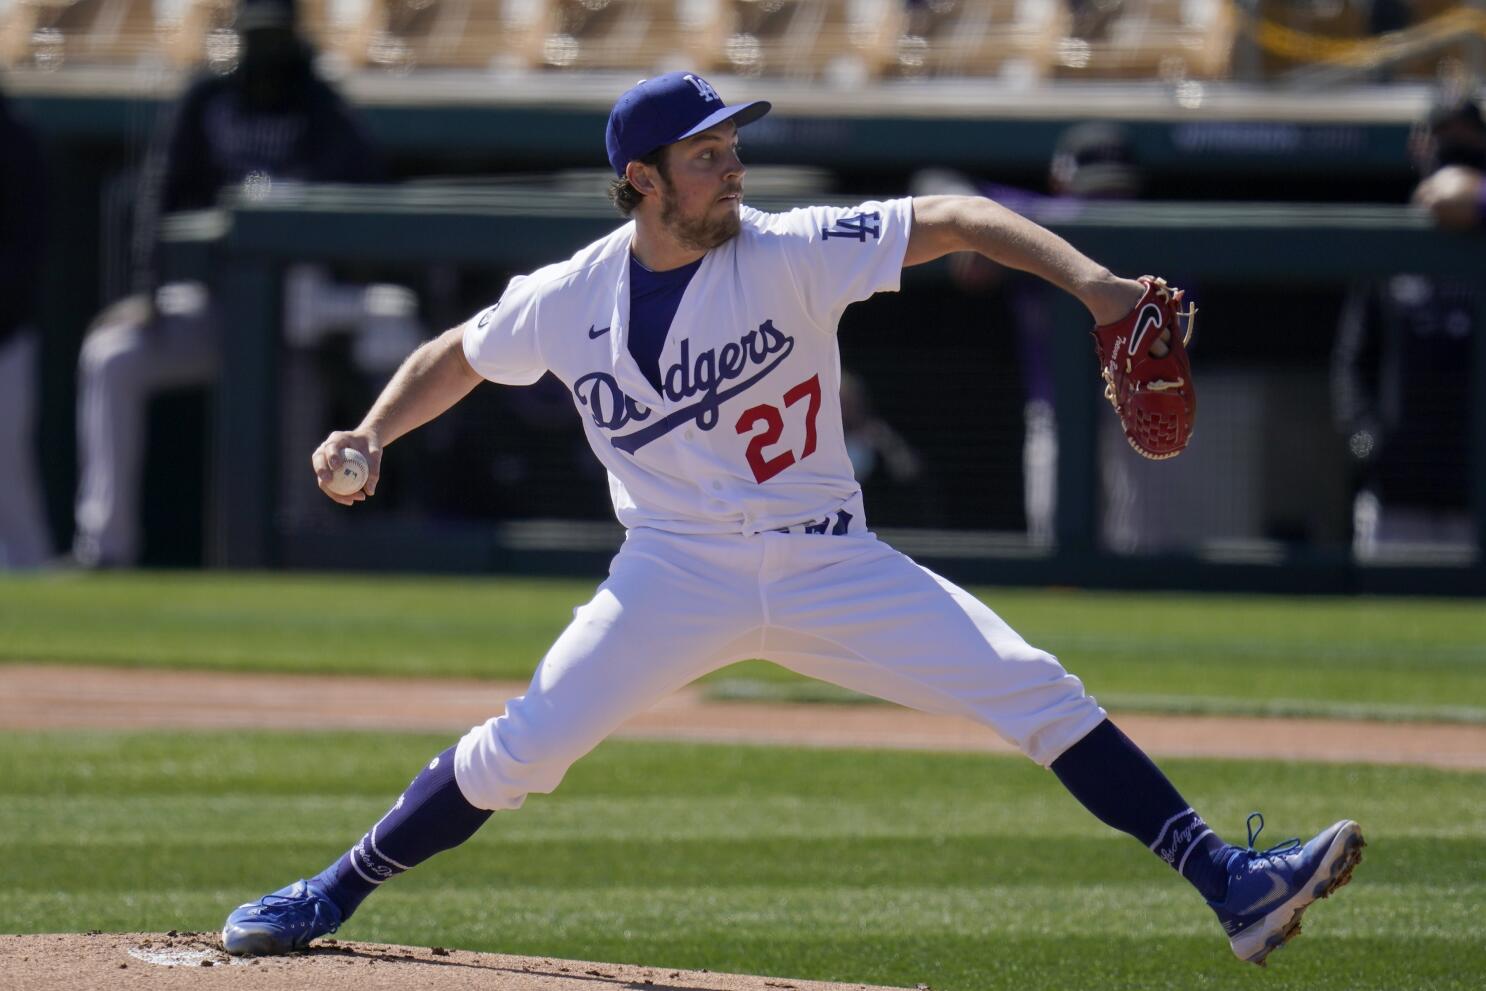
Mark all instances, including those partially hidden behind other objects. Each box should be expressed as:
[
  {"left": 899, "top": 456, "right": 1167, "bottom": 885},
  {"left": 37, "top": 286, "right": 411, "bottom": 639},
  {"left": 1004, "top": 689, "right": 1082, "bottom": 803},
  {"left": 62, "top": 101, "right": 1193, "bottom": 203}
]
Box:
[{"left": 157, "top": 187, "right": 1486, "bottom": 594}]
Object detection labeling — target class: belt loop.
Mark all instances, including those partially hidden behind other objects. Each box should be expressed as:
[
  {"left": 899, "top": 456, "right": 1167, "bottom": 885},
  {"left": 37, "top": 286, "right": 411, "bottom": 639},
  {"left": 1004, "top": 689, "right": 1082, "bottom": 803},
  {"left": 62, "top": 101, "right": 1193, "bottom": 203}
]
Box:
[{"left": 773, "top": 493, "right": 864, "bottom": 535}]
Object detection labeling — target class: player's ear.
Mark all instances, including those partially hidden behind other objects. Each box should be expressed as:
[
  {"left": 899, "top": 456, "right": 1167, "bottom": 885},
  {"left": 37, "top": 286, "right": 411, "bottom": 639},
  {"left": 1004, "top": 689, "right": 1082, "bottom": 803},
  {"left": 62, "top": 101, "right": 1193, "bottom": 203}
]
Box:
[{"left": 626, "top": 160, "right": 660, "bottom": 197}]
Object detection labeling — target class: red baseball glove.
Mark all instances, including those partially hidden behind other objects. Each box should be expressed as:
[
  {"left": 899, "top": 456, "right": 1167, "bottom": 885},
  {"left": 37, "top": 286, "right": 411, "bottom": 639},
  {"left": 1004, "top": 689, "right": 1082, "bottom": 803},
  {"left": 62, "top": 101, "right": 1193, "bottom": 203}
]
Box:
[{"left": 1091, "top": 276, "right": 1198, "bottom": 460}]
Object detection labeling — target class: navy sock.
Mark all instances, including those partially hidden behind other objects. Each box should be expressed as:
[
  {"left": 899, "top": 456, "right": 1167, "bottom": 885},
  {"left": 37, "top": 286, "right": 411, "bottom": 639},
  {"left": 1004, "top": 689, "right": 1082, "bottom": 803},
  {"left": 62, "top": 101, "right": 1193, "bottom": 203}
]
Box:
[
  {"left": 312, "top": 745, "right": 492, "bottom": 919},
  {"left": 1051, "top": 719, "right": 1230, "bottom": 902}
]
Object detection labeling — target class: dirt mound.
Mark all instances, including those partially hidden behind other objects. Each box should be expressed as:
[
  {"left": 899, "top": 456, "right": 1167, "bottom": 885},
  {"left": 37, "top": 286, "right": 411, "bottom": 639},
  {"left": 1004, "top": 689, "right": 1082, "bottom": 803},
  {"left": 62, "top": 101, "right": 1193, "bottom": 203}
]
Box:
[{"left": 0, "top": 932, "right": 913, "bottom": 991}]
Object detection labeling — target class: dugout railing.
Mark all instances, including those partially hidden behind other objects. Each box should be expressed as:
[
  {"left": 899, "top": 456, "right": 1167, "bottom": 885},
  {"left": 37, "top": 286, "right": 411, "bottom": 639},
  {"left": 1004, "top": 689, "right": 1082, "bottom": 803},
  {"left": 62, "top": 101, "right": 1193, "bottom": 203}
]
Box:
[{"left": 161, "top": 187, "right": 1486, "bottom": 594}]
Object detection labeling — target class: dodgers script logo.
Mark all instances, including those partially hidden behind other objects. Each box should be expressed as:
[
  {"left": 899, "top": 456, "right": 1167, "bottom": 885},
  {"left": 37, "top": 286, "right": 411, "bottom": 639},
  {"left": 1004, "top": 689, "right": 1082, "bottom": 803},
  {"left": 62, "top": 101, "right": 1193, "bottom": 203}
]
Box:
[{"left": 573, "top": 319, "right": 794, "bottom": 454}]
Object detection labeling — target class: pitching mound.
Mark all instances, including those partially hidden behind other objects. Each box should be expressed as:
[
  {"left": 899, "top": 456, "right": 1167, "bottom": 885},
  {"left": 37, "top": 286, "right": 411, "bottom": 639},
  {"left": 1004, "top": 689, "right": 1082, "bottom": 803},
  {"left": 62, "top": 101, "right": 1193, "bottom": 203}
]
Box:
[{"left": 0, "top": 932, "right": 916, "bottom": 991}]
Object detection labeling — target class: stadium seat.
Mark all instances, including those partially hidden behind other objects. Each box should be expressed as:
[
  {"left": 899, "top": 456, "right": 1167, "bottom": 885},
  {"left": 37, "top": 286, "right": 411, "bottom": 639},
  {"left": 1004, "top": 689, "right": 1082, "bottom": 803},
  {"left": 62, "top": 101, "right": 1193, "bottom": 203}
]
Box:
[
  {"left": 155, "top": 0, "right": 232, "bottom": 68},
  {"left": 884, "top": 0, "right": 1066, "bottom": 82},
  {"left": 506, "top": 0, "right": 688, "bottom": 73},
  {"left": 324, "top": 0, "right": 691, "bottom": 75},
  {"left": 1248, "top": 0, "right": 1368, "bottom": 79},
  {"left": 153, "top": 0, "right": 336, "bottom": 68},
  {"left": 1384, "top": 0, "right": 1483, "bottom": 82},
  {"left": 1, "top": 0, "right": 158, "bottom": 68},
  {"left": 685, "top": 0, "right": 898, "bottom": 82},
  {"left": 1051, "top": 0, "right": 1236, "bottom": 80},
  {"left": 321, "top": 0, "right": 520, "bottom": 72},
  {"left": 1239, "top": 0, "right": 1485, "bottom": 83}
]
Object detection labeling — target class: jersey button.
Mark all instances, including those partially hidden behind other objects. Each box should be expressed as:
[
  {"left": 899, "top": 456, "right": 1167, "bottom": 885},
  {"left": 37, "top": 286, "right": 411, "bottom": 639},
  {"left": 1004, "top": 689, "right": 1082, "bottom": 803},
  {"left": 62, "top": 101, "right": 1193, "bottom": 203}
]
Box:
[
  {"left": 711, "top": 481, "right": 722, "bottom": 490},
  {"left": 684, "top": 430, "right": 695, "bottom": 440}
]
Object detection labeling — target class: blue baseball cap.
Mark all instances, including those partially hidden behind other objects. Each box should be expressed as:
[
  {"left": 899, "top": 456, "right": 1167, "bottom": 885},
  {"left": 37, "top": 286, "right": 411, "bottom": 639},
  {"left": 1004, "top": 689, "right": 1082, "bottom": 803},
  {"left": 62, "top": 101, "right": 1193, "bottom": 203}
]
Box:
[{"left": 605, "top": 72, "right": 771, "bottom": 177}]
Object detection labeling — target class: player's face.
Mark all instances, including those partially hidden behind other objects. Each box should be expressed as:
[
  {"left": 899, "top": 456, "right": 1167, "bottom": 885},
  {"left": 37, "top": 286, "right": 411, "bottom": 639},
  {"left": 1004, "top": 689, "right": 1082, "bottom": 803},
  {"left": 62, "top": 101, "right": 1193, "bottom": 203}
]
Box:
[{"left": 655, "top": 122, "right": 746, "bottom": 250}]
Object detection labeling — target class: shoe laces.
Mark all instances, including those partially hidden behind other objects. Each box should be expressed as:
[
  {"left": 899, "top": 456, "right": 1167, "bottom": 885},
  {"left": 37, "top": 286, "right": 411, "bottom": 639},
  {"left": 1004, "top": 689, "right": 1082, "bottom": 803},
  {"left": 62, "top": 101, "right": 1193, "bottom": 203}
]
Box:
[
  {"left": 254, "top": 888, "right": 336, "bottom": 932},
  {"left": 1244, "top": 811, "right": 1301, "bottom": 859}
]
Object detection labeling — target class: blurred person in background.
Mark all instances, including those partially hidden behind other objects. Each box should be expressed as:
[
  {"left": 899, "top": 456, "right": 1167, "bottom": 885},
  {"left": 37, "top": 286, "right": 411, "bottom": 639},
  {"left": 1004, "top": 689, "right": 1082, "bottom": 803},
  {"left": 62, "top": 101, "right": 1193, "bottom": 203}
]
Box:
[
  {"left": 1331, "top": 93, "right": 1484, "bottom": 561},
  {"left": 911, "top": 122, "right": 1145, "bottom": 547},
  {"left": 0, "top": 79, "right": 52, "bottom": 568},
  {"left": 71, "top": 0, "right": 394, "bottom": 568},
  {"left": 839, "top": 369, "right": 931, "bottom": 524},
  {"left": 1410, "top": 93, "right": 1486, "bottom": 230},
  {"left": 840, "top": 369, "right": 923, "bottom": 487}
]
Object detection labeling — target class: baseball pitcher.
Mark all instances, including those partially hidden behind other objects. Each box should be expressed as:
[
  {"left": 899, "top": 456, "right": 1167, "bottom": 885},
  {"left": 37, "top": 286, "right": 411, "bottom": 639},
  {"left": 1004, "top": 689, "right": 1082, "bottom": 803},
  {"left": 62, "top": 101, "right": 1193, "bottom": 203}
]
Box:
[{"left": 222, "top": 73, "right": 1360, "bottom": 970}]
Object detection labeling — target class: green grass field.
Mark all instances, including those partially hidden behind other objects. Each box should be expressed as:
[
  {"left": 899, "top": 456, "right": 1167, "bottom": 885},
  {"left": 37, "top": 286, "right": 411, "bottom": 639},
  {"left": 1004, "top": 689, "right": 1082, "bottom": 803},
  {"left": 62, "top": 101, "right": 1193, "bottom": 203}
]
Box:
[
  {"left": 2, "top": 571, "right": 1484, "bottom": 721},
  {"left": 1, "top": 732, "right": 1483, "bottom": 990},
  {"left": 1, "top": 571, "right": 1484, "bottom": 989}
]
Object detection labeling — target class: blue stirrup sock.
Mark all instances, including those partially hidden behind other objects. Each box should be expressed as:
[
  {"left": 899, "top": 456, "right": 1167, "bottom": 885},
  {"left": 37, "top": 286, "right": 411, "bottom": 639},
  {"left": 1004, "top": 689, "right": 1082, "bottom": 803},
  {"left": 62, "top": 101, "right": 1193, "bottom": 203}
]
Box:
[
  {"left": 1051, "top": 719, "right": 1230, "bottom": 902},
  {"left": 311, "top": 745, "right": 492, "bottom": 920},
  {"left": 312, "top": 723, "right": 1232, "bottom": 919}
]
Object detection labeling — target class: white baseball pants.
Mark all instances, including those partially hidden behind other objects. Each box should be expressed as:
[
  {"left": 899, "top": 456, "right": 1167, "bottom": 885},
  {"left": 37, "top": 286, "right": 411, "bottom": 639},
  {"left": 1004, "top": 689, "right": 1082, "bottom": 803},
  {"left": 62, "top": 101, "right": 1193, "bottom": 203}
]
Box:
[
  {"left": 454, "top": 521, "right": 1106, "bottom": 812},
  {"left": 73, "top": 298, "right": 220, "bottom": 567}
]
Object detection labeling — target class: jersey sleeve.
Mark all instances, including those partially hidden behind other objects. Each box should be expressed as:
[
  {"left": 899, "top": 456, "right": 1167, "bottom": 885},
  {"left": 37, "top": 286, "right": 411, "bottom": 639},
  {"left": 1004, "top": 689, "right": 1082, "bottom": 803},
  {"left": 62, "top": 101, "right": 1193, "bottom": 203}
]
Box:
[
  {"left": 461, "top": 273, "right": 547, "bottom": 386},
  {"left": 776, "top": 197, "right": 913, "bottom": 326}
]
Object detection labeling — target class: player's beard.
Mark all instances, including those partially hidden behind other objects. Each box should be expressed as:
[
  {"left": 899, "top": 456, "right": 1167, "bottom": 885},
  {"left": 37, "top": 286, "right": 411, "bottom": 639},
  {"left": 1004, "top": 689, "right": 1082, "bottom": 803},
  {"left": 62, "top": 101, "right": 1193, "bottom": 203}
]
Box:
[{"left": 659, "top": 186, "right": 741, "bottom": 251}]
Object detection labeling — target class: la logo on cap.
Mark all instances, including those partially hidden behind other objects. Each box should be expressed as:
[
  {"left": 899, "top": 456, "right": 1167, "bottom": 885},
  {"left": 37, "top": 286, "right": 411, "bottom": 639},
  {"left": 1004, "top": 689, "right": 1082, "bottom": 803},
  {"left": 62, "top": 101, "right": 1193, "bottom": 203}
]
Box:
[
  {"left": 684, "top": 74, "right": 719, "bottom": 102},
  {"left": 604, "top": 71, "right": 771, "bottom": 177}
]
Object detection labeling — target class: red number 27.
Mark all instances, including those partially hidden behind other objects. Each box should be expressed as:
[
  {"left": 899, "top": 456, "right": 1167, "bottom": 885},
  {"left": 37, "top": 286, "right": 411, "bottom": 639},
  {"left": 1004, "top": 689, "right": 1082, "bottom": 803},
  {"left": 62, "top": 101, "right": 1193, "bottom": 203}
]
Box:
[{"left": 734, "top": 374, "right": 822, "bottom": 484}]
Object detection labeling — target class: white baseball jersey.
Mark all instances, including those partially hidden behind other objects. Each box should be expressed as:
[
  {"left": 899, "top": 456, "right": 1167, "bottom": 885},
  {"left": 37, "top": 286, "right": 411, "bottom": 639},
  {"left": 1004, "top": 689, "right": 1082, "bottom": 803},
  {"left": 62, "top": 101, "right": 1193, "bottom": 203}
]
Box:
[
  {"left": 452, "top": 194, "right": 1104, "bottom": 815},
  {"left": 462, "top": 198, "right": 913, "bottom": 534}
]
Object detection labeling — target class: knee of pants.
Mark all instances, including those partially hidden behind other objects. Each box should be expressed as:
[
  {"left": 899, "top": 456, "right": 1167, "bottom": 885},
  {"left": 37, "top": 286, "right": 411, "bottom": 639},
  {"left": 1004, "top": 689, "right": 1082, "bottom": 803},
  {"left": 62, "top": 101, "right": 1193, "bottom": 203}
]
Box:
[
  {"left": 1000, "top": 662, "right": 1108, "bottom": 767},
  {"left": 452, "top": 696, "right": 593, "bottom": 812}
]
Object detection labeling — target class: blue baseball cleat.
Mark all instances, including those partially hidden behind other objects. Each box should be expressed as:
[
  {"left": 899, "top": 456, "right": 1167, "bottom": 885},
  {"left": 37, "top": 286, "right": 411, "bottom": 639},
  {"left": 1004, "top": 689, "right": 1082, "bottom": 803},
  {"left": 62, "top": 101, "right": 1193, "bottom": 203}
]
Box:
[
  {"left": 221, "top": 878, "right": 343, "bottom": 956},
  {"left": 1209, "top": 813, "right": 1365, "bottom": 966}
]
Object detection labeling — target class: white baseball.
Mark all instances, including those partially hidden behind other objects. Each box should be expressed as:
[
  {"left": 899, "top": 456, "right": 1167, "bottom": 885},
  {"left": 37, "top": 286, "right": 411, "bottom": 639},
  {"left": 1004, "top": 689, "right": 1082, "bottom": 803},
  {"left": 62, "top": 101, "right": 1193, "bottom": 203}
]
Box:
[{"left": 326, "top": 448, "right": 369, "bottom": 496}]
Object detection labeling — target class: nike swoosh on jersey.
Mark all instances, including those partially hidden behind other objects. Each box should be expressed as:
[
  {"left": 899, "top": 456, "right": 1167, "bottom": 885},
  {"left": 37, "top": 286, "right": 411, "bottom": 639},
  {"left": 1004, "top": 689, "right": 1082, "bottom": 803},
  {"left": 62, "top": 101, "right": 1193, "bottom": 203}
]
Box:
[{"left": 588, "top": 324, "right": 611, "bottom": 339}]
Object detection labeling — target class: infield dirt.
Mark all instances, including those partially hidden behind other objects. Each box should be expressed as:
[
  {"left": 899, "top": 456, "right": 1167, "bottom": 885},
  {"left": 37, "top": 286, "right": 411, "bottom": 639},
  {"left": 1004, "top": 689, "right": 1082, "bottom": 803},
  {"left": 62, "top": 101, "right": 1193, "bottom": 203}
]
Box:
[
  {"left": 1, "top": 664, "right": 1482, "bottom": 770},
  {"left": 0, "top": 932, "right": 915, "bottom": 991}
]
